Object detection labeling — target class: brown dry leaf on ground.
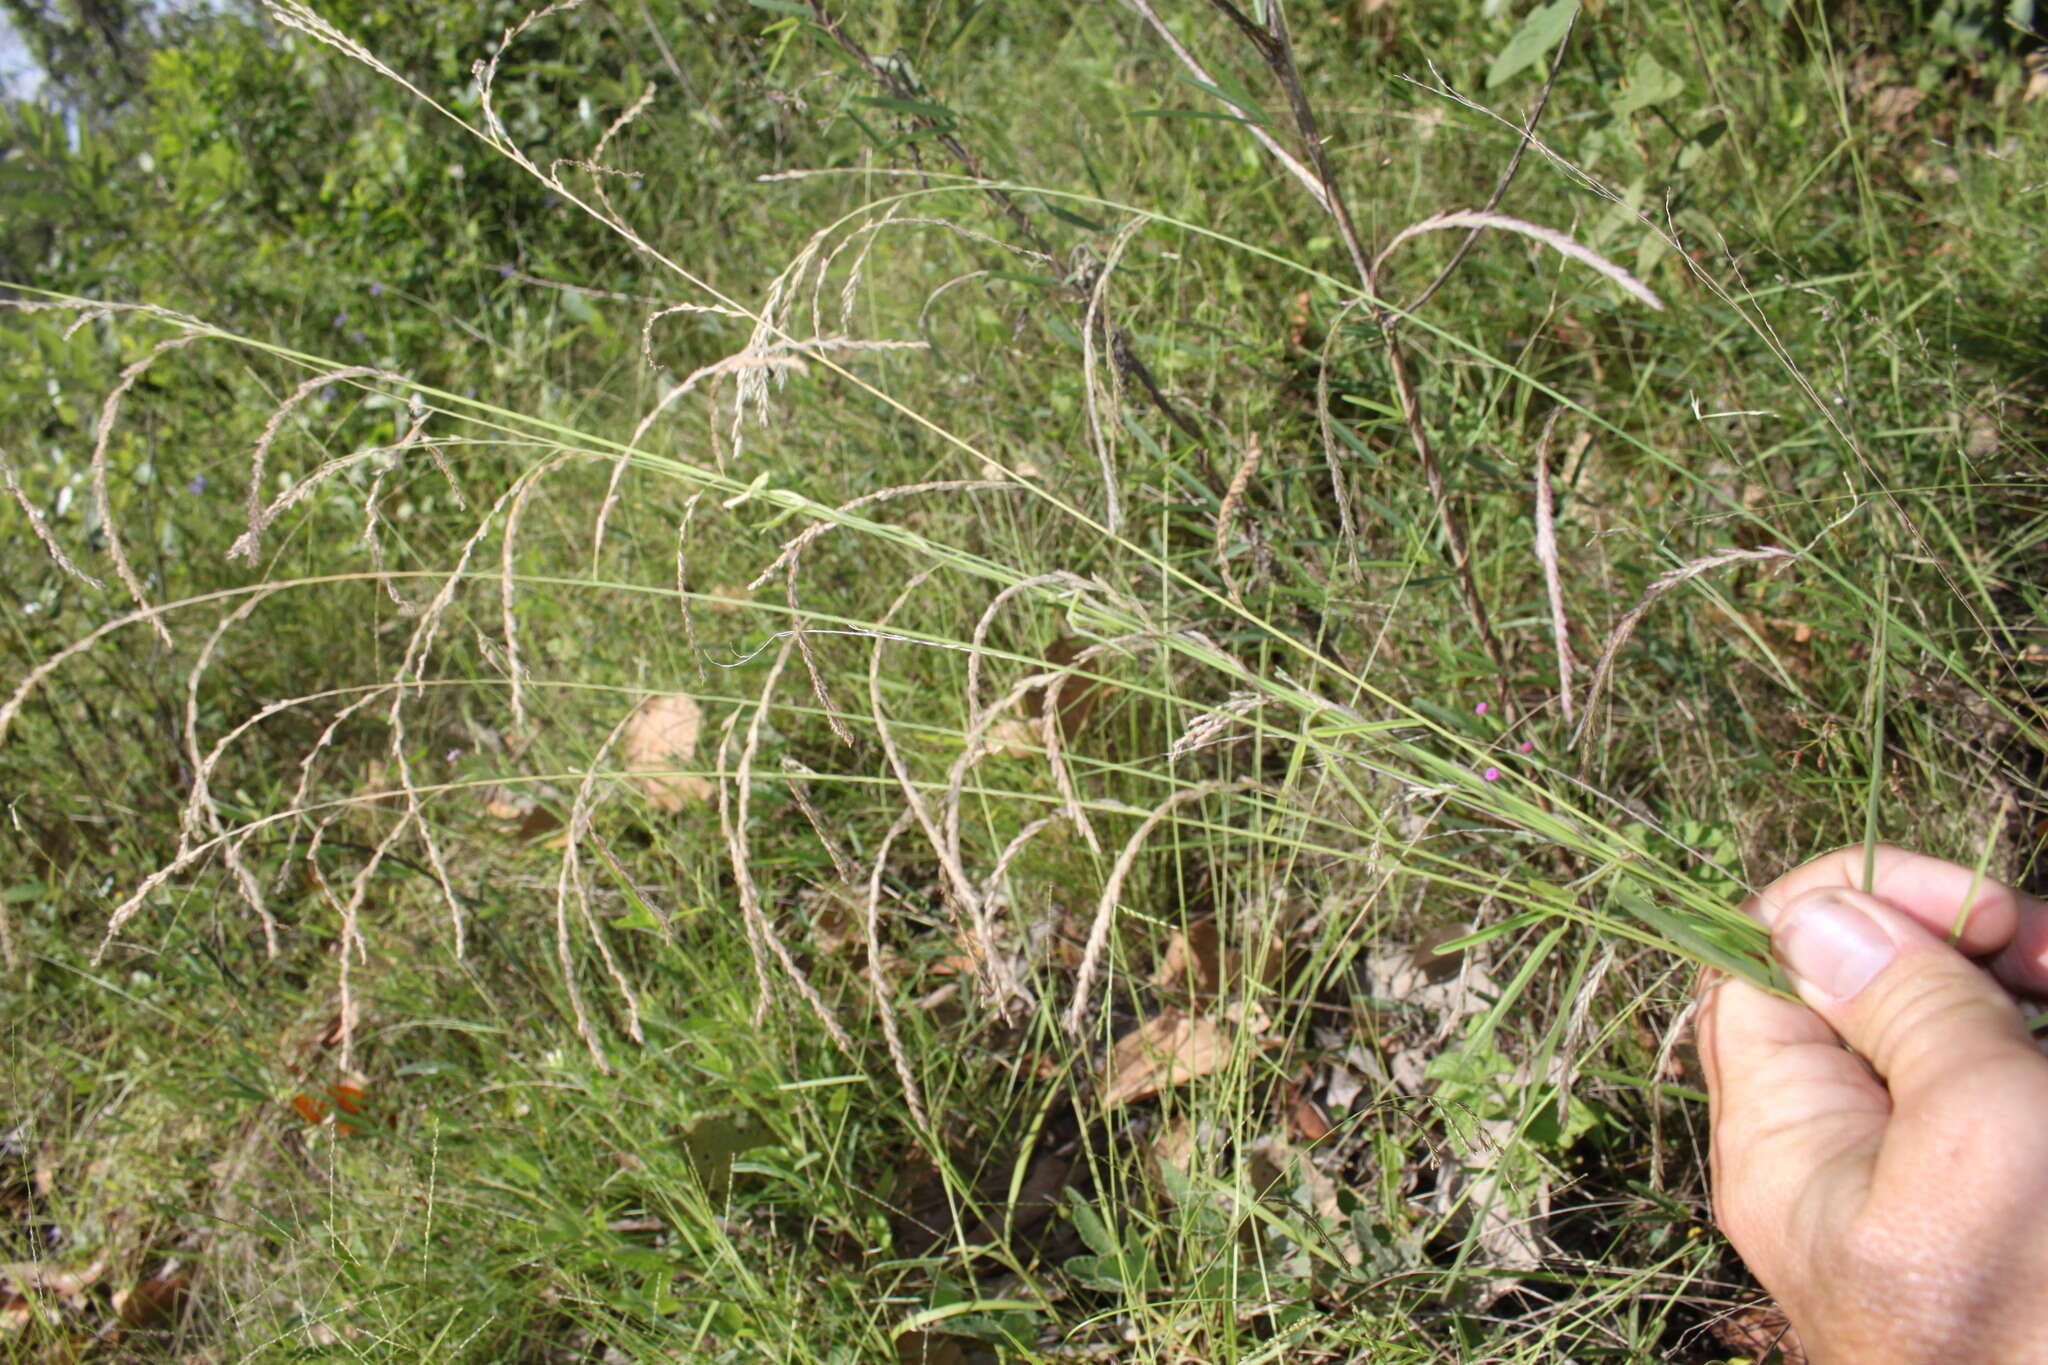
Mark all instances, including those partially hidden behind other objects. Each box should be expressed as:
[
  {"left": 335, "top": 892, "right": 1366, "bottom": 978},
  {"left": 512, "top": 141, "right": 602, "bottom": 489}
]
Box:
[
  {"left": 1708, "top": 1302, "right": 1807, "bottom": 1363},
  {"left": 1867, "top": 84, "right": 1927, "bottom": 131},
  {"left": 622, "top": 693, "right": 713, "bottom": 810},
  {"left": 1149, "top": 916, "right": 1283, "bottom": 999},
  {"left": 0, "top": 1260, "right": 105, "bottom": 1300},
  {"left": 1025, "top": 636, "right": 1114, "bottom": 739},
  {"left": 1100, "top": 1009, "right": 1235, "bottom": 1107}
]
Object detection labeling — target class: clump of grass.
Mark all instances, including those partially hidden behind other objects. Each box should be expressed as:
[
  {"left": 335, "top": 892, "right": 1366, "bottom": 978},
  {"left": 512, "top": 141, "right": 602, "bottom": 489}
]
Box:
[{"left": 3, "top": 0, "right": 2044, "bottom": 1358}]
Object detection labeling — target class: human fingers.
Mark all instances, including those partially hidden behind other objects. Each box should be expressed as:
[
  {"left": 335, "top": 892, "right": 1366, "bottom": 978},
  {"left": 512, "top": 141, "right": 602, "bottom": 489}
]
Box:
[
  {"left": 1763, "top": 886, "right": 2048, "bottom": 1142},
  {"left": 1745, "top": 843, "right": 2048, "bottom": 996},
  {"left": 1697, "top": 974, "right": 1889, "bottom": 1294}
]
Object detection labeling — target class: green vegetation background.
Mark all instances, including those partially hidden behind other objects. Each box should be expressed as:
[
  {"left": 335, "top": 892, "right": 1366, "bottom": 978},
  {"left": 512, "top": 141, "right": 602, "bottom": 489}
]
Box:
[{"left": 1, "top": 0, "right": 2043, "bottom": 1359}]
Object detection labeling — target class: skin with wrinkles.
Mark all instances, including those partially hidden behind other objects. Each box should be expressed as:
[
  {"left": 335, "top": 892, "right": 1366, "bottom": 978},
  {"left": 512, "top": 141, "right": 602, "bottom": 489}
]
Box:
[{"left": 1700, "top": 844, "right": 2048, "bottom": 1363}]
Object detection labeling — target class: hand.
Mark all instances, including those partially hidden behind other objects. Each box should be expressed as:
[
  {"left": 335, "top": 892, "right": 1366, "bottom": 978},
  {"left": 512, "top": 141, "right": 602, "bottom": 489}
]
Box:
[{"left": 1698, "top": 844, "right": 2048, "bottom": 1364}]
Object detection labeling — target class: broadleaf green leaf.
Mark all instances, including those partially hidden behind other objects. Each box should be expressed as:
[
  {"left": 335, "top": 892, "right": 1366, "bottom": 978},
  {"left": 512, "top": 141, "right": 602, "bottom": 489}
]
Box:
[
  {"left": 1609, "top": 52, "right": 1686, "bottom": 117},
  {"left": 1486, "top": 0, "right": 1578, "bottom": 89}
]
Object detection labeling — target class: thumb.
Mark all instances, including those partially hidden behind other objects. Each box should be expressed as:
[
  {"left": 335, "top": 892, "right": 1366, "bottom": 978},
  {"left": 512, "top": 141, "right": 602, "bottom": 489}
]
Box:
[{"left": 1767, "top": 887, "right": 2042, "bottom": 1114}]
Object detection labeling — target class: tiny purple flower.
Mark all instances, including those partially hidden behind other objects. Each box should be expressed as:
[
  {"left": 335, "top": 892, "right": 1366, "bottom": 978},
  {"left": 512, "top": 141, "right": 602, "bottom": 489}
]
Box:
[
  {"left": 319, "top": 385, "right": 336, "bottom": 402},
  {"left": 445, "top": 747, "right": 461, "bottom": 763},
  {"left": 498, "top": 262, "right": 516, "bottom": 279},
  {"left": 186, "top": 474, "right": 208, "bottom": 495},
  {"left": 350, "top": 330, "right": 366, "bottom": 344},
  {"left": 332, "top": 310, "right": 349, "bottom": 328},
  {"left": 1473, "top": 701, "right": 1489, "bottom": 716},
  {"left": 368, "top": 281, "right": 385, "bottom": 298},
  {"left": 1518, "top": 740, "right": 1534, "bottom": 754},
  {"left": 1482, "top": 766, "right": 1500, "bottom": 782}
]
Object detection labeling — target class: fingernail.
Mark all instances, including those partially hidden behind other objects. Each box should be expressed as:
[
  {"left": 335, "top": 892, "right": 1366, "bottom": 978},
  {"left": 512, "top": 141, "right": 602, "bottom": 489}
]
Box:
[{"left": 1775, "top": 894, "right": 1896, "bottom": 1001}]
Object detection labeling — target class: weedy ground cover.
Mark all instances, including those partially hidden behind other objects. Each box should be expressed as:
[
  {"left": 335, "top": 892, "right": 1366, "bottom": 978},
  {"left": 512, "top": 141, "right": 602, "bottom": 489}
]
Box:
[{"left": 2, "top": 0, "right": 2044, "bottom": 1359}]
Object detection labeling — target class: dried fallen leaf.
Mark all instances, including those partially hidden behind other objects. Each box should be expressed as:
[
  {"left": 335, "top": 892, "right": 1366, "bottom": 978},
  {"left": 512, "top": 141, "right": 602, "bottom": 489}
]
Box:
[
  {"left": 1150, "top": 919, "right": 1227, "bottom": 996},
  {"left": 1867, "top": 84, "right": 1926, "bottom": 131},
  {"left": 1150, "top": 1114, "right": 1196, "bottom": 1177},
  {"left": 1099, "top": 1009, "right": 1234, "bottom": 1108},
  {"left": 1025, "top": 636, "right": 1113, "bottom": 740},
  {"left": 1289, "top": 1083, "right": 1333, "bottom": 1143},
  {"left": 1149, "top": 917, "right": 1283, "bottom": 999},
  {"left": 622, "top": 693, "right": 714, "bottom": 811},
  {"left": 1708, "top": 1301, "right": 1807, "bottom": 1363},
  {"left": 113, "top": 1267, "right": 189, "bottom": 1329},
  {"left": 0, "top": 1259, "right": 105, "bottom": 1299}
]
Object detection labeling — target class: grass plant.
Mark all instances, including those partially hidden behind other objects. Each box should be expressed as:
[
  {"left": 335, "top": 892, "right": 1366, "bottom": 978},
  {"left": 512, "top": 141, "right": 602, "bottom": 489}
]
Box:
[{"left": 3, "top": 0, "right": 2045, "bottom": 1359}]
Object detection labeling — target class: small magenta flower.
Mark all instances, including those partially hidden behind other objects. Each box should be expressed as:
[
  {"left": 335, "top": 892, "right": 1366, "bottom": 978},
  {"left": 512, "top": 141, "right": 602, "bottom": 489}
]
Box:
[
  {"left": 1519, "top": 740, "right": 1534, "bottom": 754},
  {"left": 1483, "top": 766, "right": 1501, "bottom": 782},
  {"left": 1474, "top": 701, "right": 1489, "bottom": 716}
]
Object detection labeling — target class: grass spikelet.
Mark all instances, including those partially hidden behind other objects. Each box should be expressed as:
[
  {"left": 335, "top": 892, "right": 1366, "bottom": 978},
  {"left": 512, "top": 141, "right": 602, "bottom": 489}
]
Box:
[
  {"left": 1215, "top": 434, "right": 1262, "bottom": 604},
  {"left": 1532, "top": 411, "right": 1576, "bottom": 722},
  {"left": 2, "top": 451, "right": 104, "bottom": 591},
  {"left": 1374, "top": 210, "right": 1664, "bottom": 312}
]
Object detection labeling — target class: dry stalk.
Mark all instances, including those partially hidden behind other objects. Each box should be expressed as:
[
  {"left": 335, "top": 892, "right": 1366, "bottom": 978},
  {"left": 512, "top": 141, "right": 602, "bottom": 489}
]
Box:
[
  {"left": 1571, "top": 546, "right": 1797, "bottom": 750},
  {"left": 782, "top": 757, "right": 859, "bottom": 885},
  {"left": 503, "top": 450, "right": 583, "bottom": 740},
  {"left": 1403, "top": 8, "right": 1575, "bottom": 317},
  {"left": 273, "top": 460, "right": 569, "bottom": 1008},
  {"left": 1532, "top": 412, "right": 1575, "bottom": 722},
  {"left": 89, "top": 332, "right": 212, "bottom": 644},
  {"left": 599, "top": 337, "right": 925, "bottom": 562},
  {"left": 555, "top": 707, "right": 645, "bottom": 1070},
  {"left": 674, "top": 491, "right": 705, "bottom": 682},
  {"left": 1372, "top": 211, "right": 1662, "bottom": 312},
  {"left": 713, "top": 717, "right": 777, "bottom": 1026},
  {"left": 747, "top": 479, "right": 1015, "bottom": 592},
  {"left": 963, "top": 572, "right": 1094, "bottom": 720},
  {"left": 181, "top": 589, "right": 284, "bottom": 957},
  {"left": 863, "top": 809, "right": 930, "bottom": 1130},
  {"left": 1215, "top": 434, "right": 1262, "bottom": 604},
  {"left": 231, "top": 366, "right": 390, "bottom": 562},
  {"left": 867, "top": 572, "right": 1029, "bottom": 1013},
  {"left": 1118, "top": 0, "right": 1331, "bottom": 210},
  {"left": 1080, "top": 217, "right": 1152, "bottom": 534},
  {"left": 1313, "top": 293, "right": 1369, "bottom": 576},
  {"left": 751, "top": 479, "right": 1015, "bottom": 750},
  {"left": 1168, "top": 690, "right": 1265, "bottom": 765},
  {"left": 785, "top": 557, "right": 853, "bottom": 747},
  {"left": 978, "top": 813, "right": 1065, "bottom": 912},
  {"left": 2, "top": 451, "right": 104, "bottom": 590},
  {"left": 725, "top": 638, "right": 855, "bottom": 1051},
  {"left": 1063, "top": 777, "right": 1260, "bottom": 1036},
  {"left": 1130, "top": 1, "right": 1601, "bottom": 686}
]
